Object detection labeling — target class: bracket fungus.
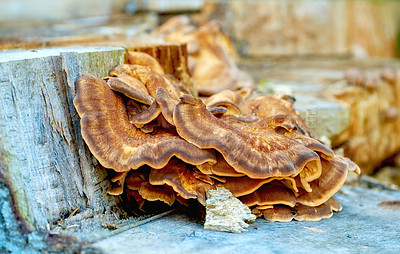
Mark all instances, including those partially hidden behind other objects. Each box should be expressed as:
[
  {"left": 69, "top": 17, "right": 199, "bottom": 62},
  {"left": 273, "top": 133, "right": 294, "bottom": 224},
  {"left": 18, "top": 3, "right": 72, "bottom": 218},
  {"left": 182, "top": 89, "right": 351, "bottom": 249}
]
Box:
[
  {"left": 74, "top": 46, "right": 359, "bottom": 229},
  {"left": 257, "top": 205, "right": 295, "bottom": 222},
  {"left": 73, "top": 73, "right": 216, "bottom": 172},
  {"left": 173, "top": 95, "right": 320, "bottom": 179},
  {"left": 240, "top": 184, "right": 297, "bottom": 208}
]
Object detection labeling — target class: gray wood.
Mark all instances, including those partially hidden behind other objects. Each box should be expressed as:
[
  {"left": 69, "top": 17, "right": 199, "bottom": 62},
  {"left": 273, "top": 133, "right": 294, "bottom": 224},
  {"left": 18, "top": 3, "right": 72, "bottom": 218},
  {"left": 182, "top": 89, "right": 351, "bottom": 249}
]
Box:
[{"left": 0, "top": 47, "right": 125, "bottom": 231}]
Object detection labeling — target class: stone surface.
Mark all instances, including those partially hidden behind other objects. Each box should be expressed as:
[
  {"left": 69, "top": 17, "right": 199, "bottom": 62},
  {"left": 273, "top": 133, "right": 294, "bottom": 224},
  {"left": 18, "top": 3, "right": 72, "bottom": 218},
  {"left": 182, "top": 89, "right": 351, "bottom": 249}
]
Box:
[
  {"left": 257, "top": 81, "right": 350, "bottom": 140},
  {"left": 92, "top": 185, "right": 400, "bottom": 253},
  {"left": 373, "top": 167, "right": 400, "bottom": 189},
  {"left": 204, "top": 187, "right": 256, "bottom": 233}
]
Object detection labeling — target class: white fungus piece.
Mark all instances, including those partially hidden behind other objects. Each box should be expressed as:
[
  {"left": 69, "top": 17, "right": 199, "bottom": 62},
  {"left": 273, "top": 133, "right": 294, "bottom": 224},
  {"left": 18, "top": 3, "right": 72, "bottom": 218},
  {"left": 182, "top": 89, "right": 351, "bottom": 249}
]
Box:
[{"left": 204, "top": 187, "right": 256, "bottom": 233}]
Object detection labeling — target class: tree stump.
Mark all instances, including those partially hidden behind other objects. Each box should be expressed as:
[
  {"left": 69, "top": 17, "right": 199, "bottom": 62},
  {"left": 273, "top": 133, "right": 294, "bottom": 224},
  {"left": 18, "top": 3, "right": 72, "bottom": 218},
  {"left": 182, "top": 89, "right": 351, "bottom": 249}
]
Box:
[
  {"left": 0, "top": 47, "right": 126, "bottom": 231},
  {"left": 127, "top": 43, "right": 197, "bottom": 96}
]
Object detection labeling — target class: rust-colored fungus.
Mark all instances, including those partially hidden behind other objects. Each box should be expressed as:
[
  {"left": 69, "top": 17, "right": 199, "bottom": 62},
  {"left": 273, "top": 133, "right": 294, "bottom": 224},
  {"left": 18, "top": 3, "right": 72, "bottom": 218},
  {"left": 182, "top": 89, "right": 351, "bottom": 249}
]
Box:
[
  {"left": 173, "top": 95, "right": 320, "bottom": 179},
  {"left": 74, "top": 35, "right": 358, "bottom": 226},
  {"left": 222, "top": 177, "right": 295, "bottom": 197},
  {"left": 107, "top": 73, "right": 150, "bottom": 95},
  {"left": 126, "top": 87, "right": 179, "bottom": 128},
  {"left": 73, "top": 73, "right": 216, "bottom": 172},
  {"left": 127, "top": 99, "right": 161, "bottom": 128},
  {"left": 110, "top": 64, "right": 180, "bottom": 100},
  {"left": 240, "top": 184, "right": 297, "bottom": 208},
  {"left": 240, "top": 95, "right": 316, "bottom": 138},
  {"left": 154, "top": 87, "right": 179, "bottom": 126},
  {"left": 104, "top": 76, "right": 154, "bottom": 105},
  {"left": 126, "top": 189, "right": 146, "bottom": 210},
  {"left": 204, "top": 90, "right": 244, "bottom": 116},
  {"left": 107, "top": 172, "right": 128, "bottom": 196},
  {"left": 208, "top": 106, "right": 228, "bottom": 116},
  {"left": 125, "top": 172, "right": 147, "bottom": 191},
  {"left": 258, "top": 205, "right": 295, "bottom": 222},
  {"left": 242, "top": 115, "right": 333, "bottom": 159},
  {"left": 149, "top": 159, "right": 213, "bottom": 205},
  {"left": 297, "top": 156, "right": 359, "bottom": 206},
  {"left": 138, "top": 182, "right": 176, "bottom": 206},
  {"left": 294, "top": 197, "right": 342, "bottom": 221},
  {"left": 196, "top": 153, "right": 245, "bottom": 177},
  {"left": 125, "top": 51, "right": 165, "bottom": 75}
]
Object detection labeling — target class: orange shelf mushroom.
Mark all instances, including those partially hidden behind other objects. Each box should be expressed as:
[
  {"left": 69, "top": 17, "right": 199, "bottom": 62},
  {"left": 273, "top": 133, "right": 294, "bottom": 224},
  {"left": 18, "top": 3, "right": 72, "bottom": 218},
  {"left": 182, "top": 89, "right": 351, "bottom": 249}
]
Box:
[
  {"left": 73, "top": 73, "right": 216, "bottom": 172},
  {"left": 173, "top": 95, "right": 320, "bottom": 179},
  {"left": 74, "top": 49, "right": 359, "bottom": 224}
]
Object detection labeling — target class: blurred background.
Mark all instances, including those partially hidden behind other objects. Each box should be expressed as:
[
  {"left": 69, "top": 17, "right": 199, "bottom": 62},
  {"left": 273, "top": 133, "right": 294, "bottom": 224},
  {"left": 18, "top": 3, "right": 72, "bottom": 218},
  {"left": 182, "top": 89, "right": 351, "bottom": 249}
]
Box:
[{"left": 1, "top": 0, "right": 399, "bottom": 58}]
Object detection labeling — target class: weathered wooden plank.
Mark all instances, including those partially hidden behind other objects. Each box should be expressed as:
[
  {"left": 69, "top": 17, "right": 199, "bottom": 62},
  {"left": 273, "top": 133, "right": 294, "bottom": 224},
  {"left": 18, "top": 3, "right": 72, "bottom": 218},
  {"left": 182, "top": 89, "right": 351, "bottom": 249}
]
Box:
[
  {"left": 132, "top": 0, "right": 204, "bottom": 13},
  {"left": 0, "top": 47, "right": 125, "bottom": 231},
  {"left": 0, "top": 0, "right": 114, "bottom": 28}
]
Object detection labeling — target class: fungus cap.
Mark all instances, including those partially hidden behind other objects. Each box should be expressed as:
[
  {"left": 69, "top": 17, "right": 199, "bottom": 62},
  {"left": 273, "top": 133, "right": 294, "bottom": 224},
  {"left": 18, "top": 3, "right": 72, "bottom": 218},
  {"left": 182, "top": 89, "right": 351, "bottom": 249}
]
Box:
[
  {"left": 125, "top": 51, "right": 165, "bottom": 75},
  {"left": 204, "top": 90, "right": 243, "bottom": 116},
  {"left": 173, "top": 95, "right": 320, "bottom": 179},
  {"left": 149, "top": 159, "right": 214, "bottom": 205},
  {"left": 240, "top": 184, "right": 297, "bottom": 208},
  {"left": 297, "top": 156, "right": 355, "bottom": 206},
  {"left": 110, "top": 64, "right": 180, "bottom": 100},
  {"left": 294, "top": 198, "right": 342, "bottom": 221},
  {"left": 259, "top": 205, "right": 295, "bottom": 222},
  {"left": 73, "top": 74, "right": 216, "bottom": 172},
  {"left": 105, "top": 76, "right": 154, "bottom": 105},
  {"left": 138, "top": 182, "right": 176, "bottom": 206},
  {"left": 240, "top": 95, "right": 316, "bottom": 138}
]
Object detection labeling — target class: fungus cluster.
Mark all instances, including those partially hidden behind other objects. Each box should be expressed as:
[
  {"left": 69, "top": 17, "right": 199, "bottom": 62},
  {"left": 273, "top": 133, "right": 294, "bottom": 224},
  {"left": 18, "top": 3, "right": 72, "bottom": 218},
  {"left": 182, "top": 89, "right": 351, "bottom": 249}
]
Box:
[{"left": 74, "top": 51, "right": 359, "bottom": 223}]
